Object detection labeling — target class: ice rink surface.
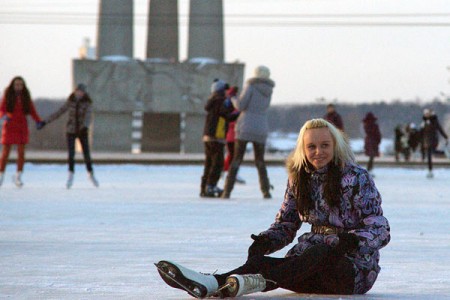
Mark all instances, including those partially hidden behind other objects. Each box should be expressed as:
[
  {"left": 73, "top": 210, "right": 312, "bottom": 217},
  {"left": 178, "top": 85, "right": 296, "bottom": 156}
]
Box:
[{"left": 1, "top": 163, "right": 450, "bottom": 299}]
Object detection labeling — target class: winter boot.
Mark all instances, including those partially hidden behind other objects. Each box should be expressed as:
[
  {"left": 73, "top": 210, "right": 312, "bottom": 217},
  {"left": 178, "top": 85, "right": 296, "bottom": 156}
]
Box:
[
  {"left": 66, "top": 172, "right": 74, "bottom": 189},
  {"left": 155, "top": 260, "right": 219, "bottom": 298},
  {"left": 14, "top": 171, "right": 23, "bottom": 187},
  {"left": 88, "top": 172, "right": 99, "bottom": 187},
  {"left": 0, "top": 172, "right": 3, "bottom": 187},
  {"left": 223, "top": 274, "right": 267, "bottom": 297}
]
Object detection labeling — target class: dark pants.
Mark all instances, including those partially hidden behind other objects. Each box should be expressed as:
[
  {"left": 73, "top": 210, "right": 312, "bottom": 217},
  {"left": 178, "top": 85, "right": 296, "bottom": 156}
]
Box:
[
  {"left": 215, "top": 244, "right": 356, "bottom": 295},
  {"left": 67, "top": 130, "right": 93, "bottom": 173},
  {"left": 426, "top": 147, "right": 433, "bottom": 171},
  {"left": 367, "top": 156, "right": 374, "bottom": 172},
  {"left": 223, "top": 139, "right": 270, "bottom": 197},
  {"left": 201, "top": 141, "right": 225, "bottom": 191}
]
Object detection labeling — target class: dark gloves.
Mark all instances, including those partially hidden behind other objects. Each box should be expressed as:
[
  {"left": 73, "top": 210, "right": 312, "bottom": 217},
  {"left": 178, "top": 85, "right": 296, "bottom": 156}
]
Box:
[
  {"left": 248, "top": 234, "right": 271, "bottom": 259},
  {"left": 334, "top": 232, "right": 360, "bottom": 256},
  {"left": 36, "top": 121, "right": 46, "bottom": 130}
]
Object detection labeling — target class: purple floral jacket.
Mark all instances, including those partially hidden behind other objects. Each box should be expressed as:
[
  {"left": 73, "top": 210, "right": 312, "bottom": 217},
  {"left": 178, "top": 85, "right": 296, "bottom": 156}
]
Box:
[{"left": 259, "top": 162, "right": 390, "bottom": 294}]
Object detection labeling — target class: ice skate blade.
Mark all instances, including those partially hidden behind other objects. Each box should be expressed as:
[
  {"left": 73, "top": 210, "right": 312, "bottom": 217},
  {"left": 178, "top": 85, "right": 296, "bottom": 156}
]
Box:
[{"left": 154, "top": 261, "right": 206, "bottom": 299}]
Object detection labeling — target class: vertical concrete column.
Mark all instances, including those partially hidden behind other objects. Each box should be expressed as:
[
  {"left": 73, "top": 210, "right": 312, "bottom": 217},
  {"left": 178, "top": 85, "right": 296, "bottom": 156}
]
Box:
[
  {"left": 146, "top": 0, "right": 179, "bottom": 61},
  {"left": 97, "top": 0, "right": 133, "bottom": 58},
  {"left": 188, "top": 0, "right": 224, "bottom": 62}
]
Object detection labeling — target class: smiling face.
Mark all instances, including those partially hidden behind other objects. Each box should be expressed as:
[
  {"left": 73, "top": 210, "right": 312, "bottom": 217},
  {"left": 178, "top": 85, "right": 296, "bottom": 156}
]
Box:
[{"left": 303, "top": 127, "right": 335, "bottom": 170}]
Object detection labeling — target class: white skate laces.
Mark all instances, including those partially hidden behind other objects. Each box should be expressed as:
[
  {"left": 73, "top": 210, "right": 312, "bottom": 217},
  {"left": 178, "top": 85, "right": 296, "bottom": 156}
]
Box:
[{"left": 224, "top": 274, "right": 267, "bottom": 297}]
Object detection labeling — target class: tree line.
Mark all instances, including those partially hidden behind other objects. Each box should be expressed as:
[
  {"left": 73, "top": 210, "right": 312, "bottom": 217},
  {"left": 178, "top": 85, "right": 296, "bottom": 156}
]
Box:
[{"left": 267, "top": 101, "right": 449, "bottom": 139}]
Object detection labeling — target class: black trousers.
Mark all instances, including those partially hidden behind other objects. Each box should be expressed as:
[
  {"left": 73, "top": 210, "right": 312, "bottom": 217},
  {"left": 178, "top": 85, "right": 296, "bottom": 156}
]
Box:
[
  {"left": 367, "top": 156, "right": 374, "bottom": 172},
  {"left": 425, "top": 147, "right": 433, "bottom": 171},
  {"left": 224, "top": 139, "right": 270, "bottom": 196},
  {"left": 201, "top": 141, "right": 224, "bottom": 188},
  {"left": 67, "top": 130, "right": 93, "bottom": 173},
  {"left": 215, "top": 244, "right": 356, "bottom": 295}
]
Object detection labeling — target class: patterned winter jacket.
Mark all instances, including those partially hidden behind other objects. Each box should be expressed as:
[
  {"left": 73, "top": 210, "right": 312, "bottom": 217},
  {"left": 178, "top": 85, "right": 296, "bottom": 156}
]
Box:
[
  {"left": 258, "top": 162, "right": 390, "bottom": 294},
  {"left": 45, "top": 93, "right": 92, "bottom": 134}
]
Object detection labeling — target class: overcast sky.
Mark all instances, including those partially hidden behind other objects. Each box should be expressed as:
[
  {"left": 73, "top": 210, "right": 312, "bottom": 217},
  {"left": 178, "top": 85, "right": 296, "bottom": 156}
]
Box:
[{"left": 1, "top": 0, "right": 450, "bottom": 104}]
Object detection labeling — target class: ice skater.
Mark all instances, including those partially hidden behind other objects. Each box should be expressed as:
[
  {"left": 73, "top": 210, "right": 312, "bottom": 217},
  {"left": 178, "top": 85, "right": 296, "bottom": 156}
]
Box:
[
  {"left": 362, "top": 112, "right": 381, "bottom": 177},
  {"left": 199, "top": 79, "right": 234, "bottom": 197},
  {"left": 0, "top": 76, "right": 45, "bottom": 187},
  {"left": 222, "top": 65, "right": 275, "bottom": 199},
  {"left": 37, "top": 83, "right": 99, "bottom": 188},
  {"left": 156, "top": 118, "right": 391, "bottom": 298},
  {"left": 420, "top": 108, "right": 448, "bottom": 178}
]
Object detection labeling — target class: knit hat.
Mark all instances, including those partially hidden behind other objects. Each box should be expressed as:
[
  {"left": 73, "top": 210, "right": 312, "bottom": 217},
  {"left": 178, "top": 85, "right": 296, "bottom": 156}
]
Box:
[
  {"left": 76, "top": 83, "right": 87, "bottom": 93},
  {"left": 210, "top": 79, "right": 227, "bottom": 93},
  {"left": 253, "top": 65, "right": 270, "bottom": 79}
]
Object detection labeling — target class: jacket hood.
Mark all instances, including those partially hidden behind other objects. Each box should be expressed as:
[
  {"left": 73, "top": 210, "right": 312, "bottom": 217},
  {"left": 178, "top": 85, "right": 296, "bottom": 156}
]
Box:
[{"left": 247, "top": 77, "right": 275, "bottom": 97}]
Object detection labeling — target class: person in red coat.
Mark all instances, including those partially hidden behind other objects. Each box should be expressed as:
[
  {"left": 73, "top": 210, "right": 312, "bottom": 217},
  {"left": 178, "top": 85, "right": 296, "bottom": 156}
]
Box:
[
  {"left": 0, "top": 76, "right": 44, "bottom": 187},
  {"left": 362, "top": 112, "right": 381, "bottom": 176}
]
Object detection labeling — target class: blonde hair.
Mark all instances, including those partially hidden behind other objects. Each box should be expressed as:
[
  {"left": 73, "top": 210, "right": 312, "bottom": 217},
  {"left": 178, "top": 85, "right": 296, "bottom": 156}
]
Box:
[{"left": 289, "top": 118, "right": 355, "bottom": 171}]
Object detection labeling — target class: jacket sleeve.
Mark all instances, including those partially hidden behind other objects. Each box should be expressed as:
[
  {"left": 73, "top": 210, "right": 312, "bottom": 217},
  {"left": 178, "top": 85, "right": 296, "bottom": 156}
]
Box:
[
  {"left": 348, "top": 171, "right": 391, "bottom": 255},
  {"left": 436, "top": 120, "right": 448, "bottom": 139},
  {"left": 29, "top": 100, "right": 42, "bottom": 122},
  {"left": 83, "top": 103, "right": 92, "bottom": 128},
  {"left": 258, "top": 180, "right": 302, "bottom": 253},
  {"left": 45, "top": 101, "right": 70, "bottom": 124},
  {"left": 232, "top": 84, "right": 252, "bottom": 111},
  {"left": 0, "top": 96, "right": 6, "bottom": 117}
]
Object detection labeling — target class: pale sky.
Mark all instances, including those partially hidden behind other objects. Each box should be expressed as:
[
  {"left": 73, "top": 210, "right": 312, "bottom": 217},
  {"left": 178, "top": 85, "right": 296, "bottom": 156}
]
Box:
[{"left": 1, "top": 0, "right": 450, "bottom": 104}]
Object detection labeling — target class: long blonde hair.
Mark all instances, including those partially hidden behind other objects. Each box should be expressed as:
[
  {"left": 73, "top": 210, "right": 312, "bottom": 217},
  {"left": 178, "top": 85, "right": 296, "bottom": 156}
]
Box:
[
  {"left": 287, "top": 119, "right": 355, "bottom": 213},
  {"left": 289, "top": 118, "right": 355, "bottom": 172}
]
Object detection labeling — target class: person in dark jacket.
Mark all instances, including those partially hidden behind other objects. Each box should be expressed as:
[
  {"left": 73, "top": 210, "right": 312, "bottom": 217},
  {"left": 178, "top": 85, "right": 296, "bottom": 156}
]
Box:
[
  {"left": 222, "top": 65, "right": 275, "bottom": 199},
  {"left": 155, "top": 118, "right": 390, "bottom": 298},
  {"left": 37, "top": 84, "right": 98, "bottom": 188},
  {"left": 200, "top": 79, "right": 234, "bottom": 197},
  {"left": 362, "top": 112, "right": 381, "bottom": 175},
  {"left": 0, "top": 76, "right": 44, "bottom": 187},
  {"left": 420, "top": 109, "right": 448, "bottom": 178},
  {"left": 406, "top": 122, "right": 422, "bottom": 161},
  {"left": 323, "top": 103, "right": 344, "bottom": 131}
]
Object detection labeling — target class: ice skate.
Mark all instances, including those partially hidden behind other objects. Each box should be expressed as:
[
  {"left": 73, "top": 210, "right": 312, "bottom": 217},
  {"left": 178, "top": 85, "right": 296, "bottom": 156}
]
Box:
[
  {"left": 426, "top": 171, "right": 434, "bottom": 179},
  {"left": 155, "top": 260, "right": 219, "bottom": 299},
  {"left": 205, "top": 185, "right": 223, "bottom": 198},
  {"left": 0, "top": 172, "right": 4, "bottom": 187},
  {"left": 222, "top": 274, "right": 267, "bottom": 297},
  {"left": 66, "top": 172, "right": 74, "bottom": 189},
  {"left": 88, "top": 172, "right": 99, "bottom": 187},
  {"left": 13, "top": 171, "right": 23, "bottom": 187},
  {"left": 235, "top": 174, "right": 246, "bottom": 185}
]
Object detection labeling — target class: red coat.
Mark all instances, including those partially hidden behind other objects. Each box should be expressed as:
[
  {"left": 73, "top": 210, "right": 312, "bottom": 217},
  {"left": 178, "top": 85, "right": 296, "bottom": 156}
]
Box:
[{"left": 0, "top": 95, "right": 42, "bottom": 145}]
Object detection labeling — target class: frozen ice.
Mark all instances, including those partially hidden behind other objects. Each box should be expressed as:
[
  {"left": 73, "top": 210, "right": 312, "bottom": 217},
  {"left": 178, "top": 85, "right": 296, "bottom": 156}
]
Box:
[{"left": 1, "top": 163, "right": 449, "bottom": 299}]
